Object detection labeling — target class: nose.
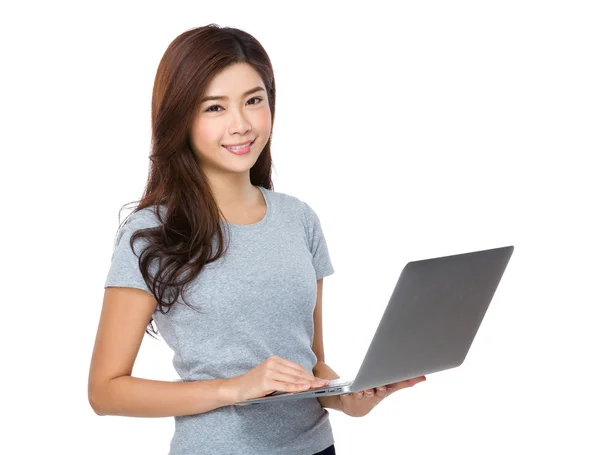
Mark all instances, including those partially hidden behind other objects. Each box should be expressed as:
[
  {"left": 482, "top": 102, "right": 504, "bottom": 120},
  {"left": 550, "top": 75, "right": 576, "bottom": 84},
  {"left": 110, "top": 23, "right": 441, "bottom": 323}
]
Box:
[{"left": 228, "top": 107, "right": 252, "bottom": 136}]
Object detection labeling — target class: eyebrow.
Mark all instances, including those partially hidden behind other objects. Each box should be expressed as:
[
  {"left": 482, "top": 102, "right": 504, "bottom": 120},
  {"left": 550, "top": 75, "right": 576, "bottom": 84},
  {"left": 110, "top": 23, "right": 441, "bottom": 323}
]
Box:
[{"left": 200, "top": 86, "right": 265, "bottom": 104}]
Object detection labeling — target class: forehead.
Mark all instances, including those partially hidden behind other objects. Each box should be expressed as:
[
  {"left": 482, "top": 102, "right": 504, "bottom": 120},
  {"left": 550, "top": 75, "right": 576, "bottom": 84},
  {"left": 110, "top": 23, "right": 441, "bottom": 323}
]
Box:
[{"left": 204, "top": 63, "right": 264, "bottom": 95}]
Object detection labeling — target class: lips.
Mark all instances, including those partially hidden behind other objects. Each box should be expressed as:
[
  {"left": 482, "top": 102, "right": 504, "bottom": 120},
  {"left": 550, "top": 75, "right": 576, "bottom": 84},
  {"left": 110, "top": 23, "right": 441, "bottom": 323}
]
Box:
[
  {"left": 223, "top": 139, "right": 255, "bottom": 154},
  {"left": 223, "top": 139, "right": 255, "bottom": 147}
]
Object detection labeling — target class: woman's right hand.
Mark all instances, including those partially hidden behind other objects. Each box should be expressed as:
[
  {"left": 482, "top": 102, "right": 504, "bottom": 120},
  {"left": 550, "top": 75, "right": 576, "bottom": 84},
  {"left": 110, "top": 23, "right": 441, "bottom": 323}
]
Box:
[{"left": 225, "top": 355, "right": 329, "bottom": 404}]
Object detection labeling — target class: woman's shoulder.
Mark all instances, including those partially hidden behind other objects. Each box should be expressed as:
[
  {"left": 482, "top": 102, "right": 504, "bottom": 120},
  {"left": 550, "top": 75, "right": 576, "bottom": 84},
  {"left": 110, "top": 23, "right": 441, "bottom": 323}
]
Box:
[
  {"left": 121, "top": 205, "right": 165, "bottom": 230},
  {"left": 262, "top": 186, "right": 310, "bottom": 212}
]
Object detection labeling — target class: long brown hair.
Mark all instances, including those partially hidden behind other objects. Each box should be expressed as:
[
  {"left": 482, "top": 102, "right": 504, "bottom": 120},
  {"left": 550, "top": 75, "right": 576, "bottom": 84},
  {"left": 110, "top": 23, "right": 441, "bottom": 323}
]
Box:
[{"left": 114, "top": 24, "right": 276, "bottom": 338}]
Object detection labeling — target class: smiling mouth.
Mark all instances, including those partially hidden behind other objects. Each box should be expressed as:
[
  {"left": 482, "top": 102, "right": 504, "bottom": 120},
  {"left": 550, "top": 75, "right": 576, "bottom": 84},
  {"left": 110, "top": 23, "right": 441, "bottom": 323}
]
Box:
[
  {"left": 223, "top": 139, "right": 255, "bottom": 148},
  {"left": 222, "top": 139, "right": 255, "bottom": 154}
]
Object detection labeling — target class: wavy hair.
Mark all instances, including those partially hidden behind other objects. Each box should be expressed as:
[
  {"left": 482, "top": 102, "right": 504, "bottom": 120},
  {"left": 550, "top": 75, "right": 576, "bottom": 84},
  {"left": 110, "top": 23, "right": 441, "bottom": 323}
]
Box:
[{"left": 113, "top": 24, "right": 276, "bottom": 338}]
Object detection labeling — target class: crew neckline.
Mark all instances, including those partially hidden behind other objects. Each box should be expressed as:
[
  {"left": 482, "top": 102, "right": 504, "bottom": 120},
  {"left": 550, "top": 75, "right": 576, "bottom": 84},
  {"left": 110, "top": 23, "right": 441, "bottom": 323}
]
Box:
[{"left": 222, "top": 185, "right": 271, "bottom": 229}]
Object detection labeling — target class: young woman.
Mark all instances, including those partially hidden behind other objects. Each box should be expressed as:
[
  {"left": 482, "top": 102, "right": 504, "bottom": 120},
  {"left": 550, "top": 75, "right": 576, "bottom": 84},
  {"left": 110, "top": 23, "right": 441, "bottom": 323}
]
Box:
[{"left": 88, "top": 24, "right": 425, "bottom": 455}]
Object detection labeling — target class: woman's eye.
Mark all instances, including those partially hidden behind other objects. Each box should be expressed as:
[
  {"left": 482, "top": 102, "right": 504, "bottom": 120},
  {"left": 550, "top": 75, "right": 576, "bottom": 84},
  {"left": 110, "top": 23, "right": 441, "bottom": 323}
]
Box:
[
  {"left": 247, "top": 96, "right": 263, "bottom": 105},
  {"left": 205, "top": 97, "right": 263, "bottom": 112}
]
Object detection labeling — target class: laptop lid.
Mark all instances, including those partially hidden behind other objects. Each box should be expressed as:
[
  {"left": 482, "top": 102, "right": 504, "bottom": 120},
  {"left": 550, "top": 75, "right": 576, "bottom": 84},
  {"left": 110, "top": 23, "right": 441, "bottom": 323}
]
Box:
[{"left": 350, "top": 245, "right": 514, "bottom": 392}]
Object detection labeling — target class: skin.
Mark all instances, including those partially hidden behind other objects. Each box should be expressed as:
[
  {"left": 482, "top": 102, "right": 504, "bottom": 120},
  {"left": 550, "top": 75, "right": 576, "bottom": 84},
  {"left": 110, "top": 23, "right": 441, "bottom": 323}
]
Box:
[
  {"left": 188, "top": 62, "right": 272, "bottom": 218},
  {"left": 338, "top": 376, "right": 427, "bottom": 417}
]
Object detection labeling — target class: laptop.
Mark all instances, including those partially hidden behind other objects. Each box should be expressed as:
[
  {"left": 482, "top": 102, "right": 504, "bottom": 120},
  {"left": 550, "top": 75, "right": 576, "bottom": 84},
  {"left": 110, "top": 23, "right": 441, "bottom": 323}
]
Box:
[{"left": 235, "top": 245, "right": 514, "bottom": 406}]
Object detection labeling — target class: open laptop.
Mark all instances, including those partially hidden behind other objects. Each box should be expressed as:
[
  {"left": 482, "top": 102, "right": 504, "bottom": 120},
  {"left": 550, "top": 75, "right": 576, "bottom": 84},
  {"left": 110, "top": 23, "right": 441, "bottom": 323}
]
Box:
[{"left": 235, "top": 245, "right": 514, "bottom": 405}]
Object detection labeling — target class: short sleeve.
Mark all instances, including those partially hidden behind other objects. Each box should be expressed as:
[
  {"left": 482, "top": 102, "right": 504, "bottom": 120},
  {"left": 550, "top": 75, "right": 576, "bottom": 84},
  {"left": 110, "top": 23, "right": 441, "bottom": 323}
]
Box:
[
  {"left": 104, "top": 211, "right": 157, "bottom": 295},
  {"left": 302, "top": 201, "right": 335, "bottom": 280}
]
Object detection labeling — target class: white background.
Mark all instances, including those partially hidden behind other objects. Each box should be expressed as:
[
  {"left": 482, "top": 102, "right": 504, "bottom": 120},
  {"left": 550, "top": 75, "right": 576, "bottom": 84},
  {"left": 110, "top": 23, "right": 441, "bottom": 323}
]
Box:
[{"left": 2, "top": 1, "right": 599, "bottom": 454}]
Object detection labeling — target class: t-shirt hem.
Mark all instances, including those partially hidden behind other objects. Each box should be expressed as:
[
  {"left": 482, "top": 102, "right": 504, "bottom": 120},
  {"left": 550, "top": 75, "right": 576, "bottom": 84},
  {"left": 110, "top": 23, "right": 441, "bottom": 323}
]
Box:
[{"left": 286, "top": 427, "right": 335, "bottom": 455}]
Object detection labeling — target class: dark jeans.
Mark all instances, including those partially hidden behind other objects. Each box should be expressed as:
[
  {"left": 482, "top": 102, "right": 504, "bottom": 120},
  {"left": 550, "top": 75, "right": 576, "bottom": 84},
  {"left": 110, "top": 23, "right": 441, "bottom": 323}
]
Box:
[{"left": 313, "top": 444, "right": 336, "bottom": 455}]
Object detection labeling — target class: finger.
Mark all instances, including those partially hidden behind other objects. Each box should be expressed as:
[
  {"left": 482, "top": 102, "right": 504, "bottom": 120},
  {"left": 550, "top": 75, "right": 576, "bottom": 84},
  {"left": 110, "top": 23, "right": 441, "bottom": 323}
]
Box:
[
  {"left": 364, "top": 388, "right": 377, "bottom": 398},
  {"left": 375, "top": 386, "right": 387, "bottom": 398},
  {"left": 274, "top": 357, "right": 322, "bottom": 383},
  {"left": 385, "top": 381, "right": 413, "bottom": 394},
  {"left": 406, "top": 376, "right": 426, "bottom": 387},
  {"left": 386, "top": 377, "right": 426, "bottom": 393},
  {"left": 274, "top": 364, "right": 326, "bottom": 386},
  {"left": 272, "top": 371, "right": 327, "bottom": 390}
]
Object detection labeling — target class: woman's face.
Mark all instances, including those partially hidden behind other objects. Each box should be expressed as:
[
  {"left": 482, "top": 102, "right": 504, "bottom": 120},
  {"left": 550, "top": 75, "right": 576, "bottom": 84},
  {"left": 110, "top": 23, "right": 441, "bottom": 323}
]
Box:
[{"left": 189, "top": 62, "right": 272, "bottom": 176}]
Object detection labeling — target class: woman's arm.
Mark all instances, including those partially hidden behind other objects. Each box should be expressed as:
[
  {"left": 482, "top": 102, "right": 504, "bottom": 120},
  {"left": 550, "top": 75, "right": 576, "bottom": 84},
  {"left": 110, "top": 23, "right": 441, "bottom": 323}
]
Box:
[
  {"left": 88, "top": 287, "right": 232, "bottom": 417},
  {"left": 89, "top": 375, "right": 232, "bottom": 418}
]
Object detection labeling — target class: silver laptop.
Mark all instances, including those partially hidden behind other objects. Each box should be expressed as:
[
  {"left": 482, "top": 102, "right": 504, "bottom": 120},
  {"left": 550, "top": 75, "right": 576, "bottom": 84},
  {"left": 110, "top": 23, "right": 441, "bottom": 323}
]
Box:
[{"left": 235, "top": 245, "right": 514, "bottom": 406}]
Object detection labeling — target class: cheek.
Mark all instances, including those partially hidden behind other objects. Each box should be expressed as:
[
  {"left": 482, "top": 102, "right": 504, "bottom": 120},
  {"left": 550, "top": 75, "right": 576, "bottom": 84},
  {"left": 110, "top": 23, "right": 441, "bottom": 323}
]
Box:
[
  {"left": 255, "top": 108, "right": 272, "bottom": 133},
  {"left": 192, "top": 121, "right": 221, "bottom": 146}
]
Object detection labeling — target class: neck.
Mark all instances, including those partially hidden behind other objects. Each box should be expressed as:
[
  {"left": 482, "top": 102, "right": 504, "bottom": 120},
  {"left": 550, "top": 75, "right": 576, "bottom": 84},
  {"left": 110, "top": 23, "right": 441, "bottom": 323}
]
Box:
[{"left": 205, "top": 172, "right": 260, "bottom": 210}]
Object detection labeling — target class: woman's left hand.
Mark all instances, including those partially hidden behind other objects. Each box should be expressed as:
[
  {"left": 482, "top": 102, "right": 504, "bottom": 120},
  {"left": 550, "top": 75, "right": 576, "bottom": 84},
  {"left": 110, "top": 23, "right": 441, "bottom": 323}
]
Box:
[{"left": 339, "top": 376, "right": 426, "bottom": 417}]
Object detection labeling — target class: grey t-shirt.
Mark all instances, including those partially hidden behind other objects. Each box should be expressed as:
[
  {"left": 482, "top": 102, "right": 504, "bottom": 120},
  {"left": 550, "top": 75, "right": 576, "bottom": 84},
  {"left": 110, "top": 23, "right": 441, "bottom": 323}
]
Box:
[{"left": 104, "top": 186, "right": 336, "bottom": 455}]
